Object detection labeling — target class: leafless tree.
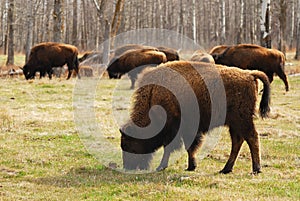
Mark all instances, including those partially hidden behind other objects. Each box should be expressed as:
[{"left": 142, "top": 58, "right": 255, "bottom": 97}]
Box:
[
  {"left": 53, "top": 0, "right": 63, "bottom": 42},
  {"left": 0, "top": 0, "right": 299, "bottom": 62},
  {"left": 6, "top": 0, "right": 14, "bottom": 66}
]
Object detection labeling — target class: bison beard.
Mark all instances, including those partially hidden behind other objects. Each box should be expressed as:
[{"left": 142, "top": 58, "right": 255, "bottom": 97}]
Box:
[{"left": 120, "top": 61, "right": 270, "bottom": 174}]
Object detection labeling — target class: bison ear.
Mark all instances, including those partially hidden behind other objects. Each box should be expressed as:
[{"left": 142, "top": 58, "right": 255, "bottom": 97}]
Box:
[{"left": 211, "top": 54, "right": 219, "bottom": 60}]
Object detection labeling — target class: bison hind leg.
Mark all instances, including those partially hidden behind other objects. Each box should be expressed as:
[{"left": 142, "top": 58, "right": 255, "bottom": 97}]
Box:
[
  {"left": 156, "top": 149, "right": 171, "bottom": 171},
  {"left": 219, "top": 125, "right": 244, "bottom": 174},
  {"left": 185, "top": 133, "right": 204, "bottom": 171}
]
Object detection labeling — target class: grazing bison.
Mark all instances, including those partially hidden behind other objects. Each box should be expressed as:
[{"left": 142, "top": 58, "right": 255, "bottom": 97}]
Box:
[
  {"left": 113, "top": 44, "right": 158, "bottom": 58},
  {"left": 210, "top": 44, "right": 289, "bottom": 91},
  {"left": 79, "top": 51, "right": 103, "bottom": 64},
  {"left": 190, "top": 50, "right": 215, "bottom": 64},
  {"left": 22, "top": 42, "right": 80, "bottom": 80},
  {"left": 107, "top": 48, "right": 167, "bottom": 89},
  {"left": 208, "top": 45, "right": 229, "bottom": 55},
  {"left": 156, "top": 46, "right": 180, "bottom": 61},
  {"left": 120, "top": 61, "right": 270, "bottom": 174}
]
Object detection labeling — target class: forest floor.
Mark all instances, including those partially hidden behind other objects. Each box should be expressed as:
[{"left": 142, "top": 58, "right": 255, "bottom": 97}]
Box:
[{"left": 0, "top": 52, "right": 299, "bottom": 200}]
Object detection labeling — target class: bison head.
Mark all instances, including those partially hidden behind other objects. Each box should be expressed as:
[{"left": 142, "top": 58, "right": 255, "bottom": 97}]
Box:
[
  {"left": 21, "top": 65, "right": 35, "bottom": 80},
  {"left": 108, "top": 71, "right": 122, "bottom": 79},
  {"left": 120, "top": 126, "right": 154, "bottom": 171}
]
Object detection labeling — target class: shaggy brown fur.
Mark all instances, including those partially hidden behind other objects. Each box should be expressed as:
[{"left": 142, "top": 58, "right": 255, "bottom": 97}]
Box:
[
  {"left": 210, "top": 44, "right": 289, "bottom": 91},
  {"left": 113, "top": 44, "right": 158, "bottom": 58},
  {"left": 120, "top": 61, "right": 270, "bottom": 174},
  {"left": 209, "top": 45, "right": 229, "bottom": 55},
  {"left": 107, "top": 48, "right": 167, "bottom": 89},
  {"left": 190, "top": 50, "right": 215, "bottom": 63},
  {"left": 22, "top": 42, "right": 80, "bottom": 80},
  {"left": 156, "top": 46, "right": 180, "bottom": 61}
]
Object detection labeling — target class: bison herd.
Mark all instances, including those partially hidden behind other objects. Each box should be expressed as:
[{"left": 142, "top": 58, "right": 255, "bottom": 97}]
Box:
[{"left": 17, "top": 41, "right": 290, "bottom": 174}]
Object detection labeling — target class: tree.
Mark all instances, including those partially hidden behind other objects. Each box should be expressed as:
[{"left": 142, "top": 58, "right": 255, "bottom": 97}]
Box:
[
  {"left": 295, "top": 0, "right": 300, "bottom": 59},
  {"left": 260, "top": 0, "right": 271, "bottom": 48},
  {"left": 220, "top": 0, "right": 226, "bottom": 44},
  {"left": 72, "top": 0, "right": 78, "bottom": 46},
  {"left": 278, "top": 0, "right": 287, "bottom": 54},
  {"left": 53, "top": 0, "right": 63, "bottom": 42},
  {"left": 6, "top": 0, "right": 14, "bottom": 66},
  {"left": 25, "top": 1, "right": 33, "bottom": 62},
  {"left": 110, "top": 0, "right": 125, "bottom": 48}
]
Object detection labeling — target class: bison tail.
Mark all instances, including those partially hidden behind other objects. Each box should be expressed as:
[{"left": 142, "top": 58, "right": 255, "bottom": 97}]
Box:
[{"left": 251, "top": 71, "right": 271, "bottom": 118}]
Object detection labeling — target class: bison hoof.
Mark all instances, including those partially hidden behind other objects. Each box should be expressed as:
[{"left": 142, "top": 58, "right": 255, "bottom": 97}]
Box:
[
  {"left": 156, "top": 165, "right": 167, "bottom": 172},
  {"left": 252, "top": 169, "right": 262, "bottom": 175},
  {"left": 186, "top": 165, "right": 196, "bottom": 171},
  {"left": 219, "top": 169, "right": 232, "bottom": 174}
]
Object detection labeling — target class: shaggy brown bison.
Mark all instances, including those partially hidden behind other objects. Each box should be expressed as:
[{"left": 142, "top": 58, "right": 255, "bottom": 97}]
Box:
[
  {"left": 156, "top": 46, "right": 180, "bottom": 61},
  {"left": 120, "top": 61, "right": 270, "bottom": 174},
  {"left": 22, "top": 42, "right": 80, "bottom": 80},
  {"left": 107, "top": 48, "right": 167, "bottom": 89},
  {"left": 190, "top": 50, "right": 215, "bottom": 63},
  {"left": 210, "top": 44, "right": 289, "bottom": 91},
  {"left": 113, "top": 44, "right": 158, "bottom": 58},
  {"left": 208, "top": 45, "right": 229, "bottom": 55},
  {"left": 79, "top": 51, "right": 103, "bottom": 64}
]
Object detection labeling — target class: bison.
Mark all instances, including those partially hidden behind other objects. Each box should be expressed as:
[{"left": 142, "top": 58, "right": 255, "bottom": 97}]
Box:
[
  {"left": 190, "top": 50, "right": 215, "bottom": 63},
  {"left": 22, "top": 42, "right": 80, "bottom": 80},
  {"left": 210, "top": 44, "right": 289, "bottom": 91},
  {"left": 107, "top": 48, "right": 167, "bottom": 89},
  {"left": 113, "top": 44, "right": 158, "bottom": 58},
  {"left": 208, "top": 45, "right": 229, "bottom": 55},
  {"left": 156, "top": 46, "right": 180, "bottom": 61},
  {"left": 120, "top": 61, "right": 270, "bottom": 174},
  {"left": 79, "top": 51, "right": 103, "bottom": 64}
]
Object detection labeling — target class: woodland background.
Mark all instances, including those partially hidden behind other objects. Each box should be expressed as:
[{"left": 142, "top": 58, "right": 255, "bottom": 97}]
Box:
[{"left": 1, "top": 0, "right": 300, "bottom": 66}]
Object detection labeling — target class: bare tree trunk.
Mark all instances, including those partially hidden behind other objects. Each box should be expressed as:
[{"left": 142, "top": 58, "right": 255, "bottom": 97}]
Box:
[
  {"left": 278, "top": 0, "right": 287, "bottom": 54},
  {"left": 192, "top": 0, "right": 197, "bottom": 43},
  {"left": 110, "top": 0, "right": 125, "bottom": 48},
  {"left": 289, "top": 0, "right": 295, "bottom": 50},
  {"left": 103, "top": 20, "right": 110, "bottom": 65},
  {"left": 237, "top": 0, "right": 244, "bottom": 44},
  {"left": 295, "top": 0, "right": 300, "bottom": 60},
  {"left": 25, "top": 1, "right": 33, "bottom": 62},
  {"left": 220, "top": 0, "right": 226, "bottom": 44},
  {"left": 92, "top": 0, "right": 109, "bottom": 45},
  {"left": 6, "top": 0, "right": 14, "bottom": 66},
  {"left": 260, "top": 0, "right": 271, "bottom": 48},
  {"left": 72, "top": 0, "right": 78, "bottom": 46},
  {"left": 81, "top": 0, "right": 88, "bottom": 50},
  {"left": 53, "top": 0, "right": 63, "bottom": 42}
]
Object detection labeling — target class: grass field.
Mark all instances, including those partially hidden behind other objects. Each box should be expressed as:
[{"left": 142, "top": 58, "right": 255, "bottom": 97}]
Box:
[{"left": 0, "top": 53, "right": 300, "bottom": 200}]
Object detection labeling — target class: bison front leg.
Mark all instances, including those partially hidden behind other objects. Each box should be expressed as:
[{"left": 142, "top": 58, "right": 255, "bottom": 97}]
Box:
[
  {"left": 128, "top": 71, "right": 137, "bottom": 89},
  {"left": 67, "top": 69, "right": 73, "bottom": 80},
  {"left": 276, "top": 69, "right": 289, "bottom": 92}
]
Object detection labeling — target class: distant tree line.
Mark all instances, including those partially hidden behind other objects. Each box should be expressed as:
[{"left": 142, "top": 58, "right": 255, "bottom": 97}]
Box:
[{"left": 1, "top": 0, "right": 300, "bottom": 65}]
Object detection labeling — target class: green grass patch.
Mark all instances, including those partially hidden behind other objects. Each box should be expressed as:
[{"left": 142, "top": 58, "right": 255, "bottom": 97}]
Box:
[{"left": 0, "top": 73, "right": 299, "bottom": 200}]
